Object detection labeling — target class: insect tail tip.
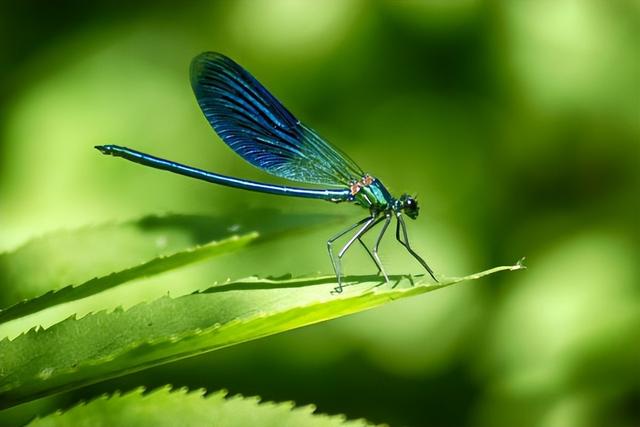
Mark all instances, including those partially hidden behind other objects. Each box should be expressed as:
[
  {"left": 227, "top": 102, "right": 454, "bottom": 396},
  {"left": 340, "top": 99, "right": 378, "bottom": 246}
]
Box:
[{"left": 95, "top": 145, "right": 112, "bottom": 155}]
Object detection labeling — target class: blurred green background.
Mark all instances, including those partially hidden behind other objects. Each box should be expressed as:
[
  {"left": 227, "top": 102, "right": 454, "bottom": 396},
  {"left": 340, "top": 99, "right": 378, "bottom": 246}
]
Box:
[{"left": 1, "top": 1, "right": 639, "bottom": 426}]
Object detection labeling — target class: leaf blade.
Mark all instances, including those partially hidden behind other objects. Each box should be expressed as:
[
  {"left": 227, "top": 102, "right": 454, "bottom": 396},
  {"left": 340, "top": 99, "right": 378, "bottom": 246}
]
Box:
[
  {"left": 27, "top": 386, "right": 379, "bottom": 427},
  {"left": 0, "top": 210, "right": 341, "bottom": 321},
  {"left": 0, "top": 262, "right": 524, "bottom": 408},
  {"left": 0, "top": 233, "right": 258, "bottom": 324}
]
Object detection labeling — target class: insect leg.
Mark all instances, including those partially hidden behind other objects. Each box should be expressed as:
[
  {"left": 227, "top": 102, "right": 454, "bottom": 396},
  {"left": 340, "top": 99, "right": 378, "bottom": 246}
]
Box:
[
  {"left": 372, "top": 213, "right": 392, "bottom": 283},
  {"left": 356, "top": 214, "right": 390, "bottom": 275},
  {"left": 331, "top": 215, "right": 380, "bottom": 294},
  {"left": 357, "top": 238, "right": 381, "bottom": 275},
  {"left": 395, "top": 213, "right": 438, "bottom": 282},
  {"left": 328, "top": 216, "right": 372, "bottom": 294}
]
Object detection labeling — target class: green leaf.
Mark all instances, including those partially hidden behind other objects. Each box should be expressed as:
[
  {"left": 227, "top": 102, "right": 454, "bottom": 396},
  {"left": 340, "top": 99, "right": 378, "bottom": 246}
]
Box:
[
  {"left": 0, "top": 261, "right": 524, "bottom": 408},
  {"left": 27, "top": 386, "right": 378, "bottom": 427},
  {"left": 0, "top": 233, "right": 257, "bottom": 325},
  {"left": 0, "top": 211, "right": 340, "bottom": 323}
]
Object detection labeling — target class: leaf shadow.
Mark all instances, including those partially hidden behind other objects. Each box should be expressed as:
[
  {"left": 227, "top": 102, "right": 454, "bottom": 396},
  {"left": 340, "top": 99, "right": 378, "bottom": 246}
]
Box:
[
  {"left": 199, "top": 273, "right": 422, "bottom": 293},
  {"left": 134, "top": 209, "right": 343, "bottom": 245}
]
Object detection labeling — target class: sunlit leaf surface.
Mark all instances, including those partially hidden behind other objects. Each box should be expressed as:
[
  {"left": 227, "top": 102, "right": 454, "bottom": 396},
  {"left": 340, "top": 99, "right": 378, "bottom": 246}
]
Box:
[
  {"left": 27, "top": 387, "right": 378, "bottom": 427},
  {"left": 0, "top": 262, "right": 523, "bottom": 408}
]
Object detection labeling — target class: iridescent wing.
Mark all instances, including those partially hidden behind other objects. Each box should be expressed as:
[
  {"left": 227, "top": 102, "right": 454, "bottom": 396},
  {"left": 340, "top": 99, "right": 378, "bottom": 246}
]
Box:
[{"left": 190, "top": 52, "right": 364, "bottom": 187}]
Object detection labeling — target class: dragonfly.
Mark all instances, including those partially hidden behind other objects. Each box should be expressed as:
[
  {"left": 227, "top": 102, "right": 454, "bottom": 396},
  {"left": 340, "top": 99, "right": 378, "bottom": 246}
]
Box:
[{"left": 96, "top": 52, "right": 437, "bottom": 293}]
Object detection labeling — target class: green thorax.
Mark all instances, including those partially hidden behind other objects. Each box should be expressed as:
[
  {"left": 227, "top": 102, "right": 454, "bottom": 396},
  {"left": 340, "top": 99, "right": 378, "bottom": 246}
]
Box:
[{"left": 352, "top": 177, "right": 395, "bottom": 211}]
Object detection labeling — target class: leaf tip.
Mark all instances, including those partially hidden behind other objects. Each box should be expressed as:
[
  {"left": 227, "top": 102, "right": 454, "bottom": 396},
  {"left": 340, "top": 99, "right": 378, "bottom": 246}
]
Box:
[{"left": 513, "top": 257, "right": 527, "bottom": 270}]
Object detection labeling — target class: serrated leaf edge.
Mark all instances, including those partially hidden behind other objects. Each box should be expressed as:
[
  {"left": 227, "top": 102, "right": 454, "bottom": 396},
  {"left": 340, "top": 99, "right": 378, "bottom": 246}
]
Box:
[
  {"left": 1, "top": 262, "right": 523, "bottom": 396},
  {"left": 29, "top": 385, "right": 382, "bottom": 426},
  {"left": 0, "top": 232, "right": 259, "bottom": 324}
]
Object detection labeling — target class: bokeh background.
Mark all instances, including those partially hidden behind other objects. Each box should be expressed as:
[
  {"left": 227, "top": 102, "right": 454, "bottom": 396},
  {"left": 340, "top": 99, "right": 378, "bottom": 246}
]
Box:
[{"left": 1, "top": 1, "right": 639, "bottom": 426}]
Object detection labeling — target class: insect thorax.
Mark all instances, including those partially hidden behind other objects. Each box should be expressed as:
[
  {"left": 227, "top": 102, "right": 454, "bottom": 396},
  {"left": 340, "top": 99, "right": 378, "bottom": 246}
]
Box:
[{"left": 350, "top": 175, "right": 394, "bottom": 211}]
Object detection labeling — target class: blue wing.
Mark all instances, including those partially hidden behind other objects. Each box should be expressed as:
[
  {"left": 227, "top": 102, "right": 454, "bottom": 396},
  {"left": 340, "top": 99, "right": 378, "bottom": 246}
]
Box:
[{"left": 190, "top": 52, "right": 364, "bottom": 187}]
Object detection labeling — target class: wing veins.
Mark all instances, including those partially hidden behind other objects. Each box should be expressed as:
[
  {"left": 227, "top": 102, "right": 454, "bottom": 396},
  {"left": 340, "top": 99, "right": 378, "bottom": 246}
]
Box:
[{"left": 190, "top": 52, "right": 364, "bottom": 186}]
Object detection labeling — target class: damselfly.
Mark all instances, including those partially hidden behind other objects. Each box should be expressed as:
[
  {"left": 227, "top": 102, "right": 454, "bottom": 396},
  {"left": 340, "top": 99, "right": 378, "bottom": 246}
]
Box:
[{"left": 96, "top": 52, "right": 437, "bottom": 293}]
